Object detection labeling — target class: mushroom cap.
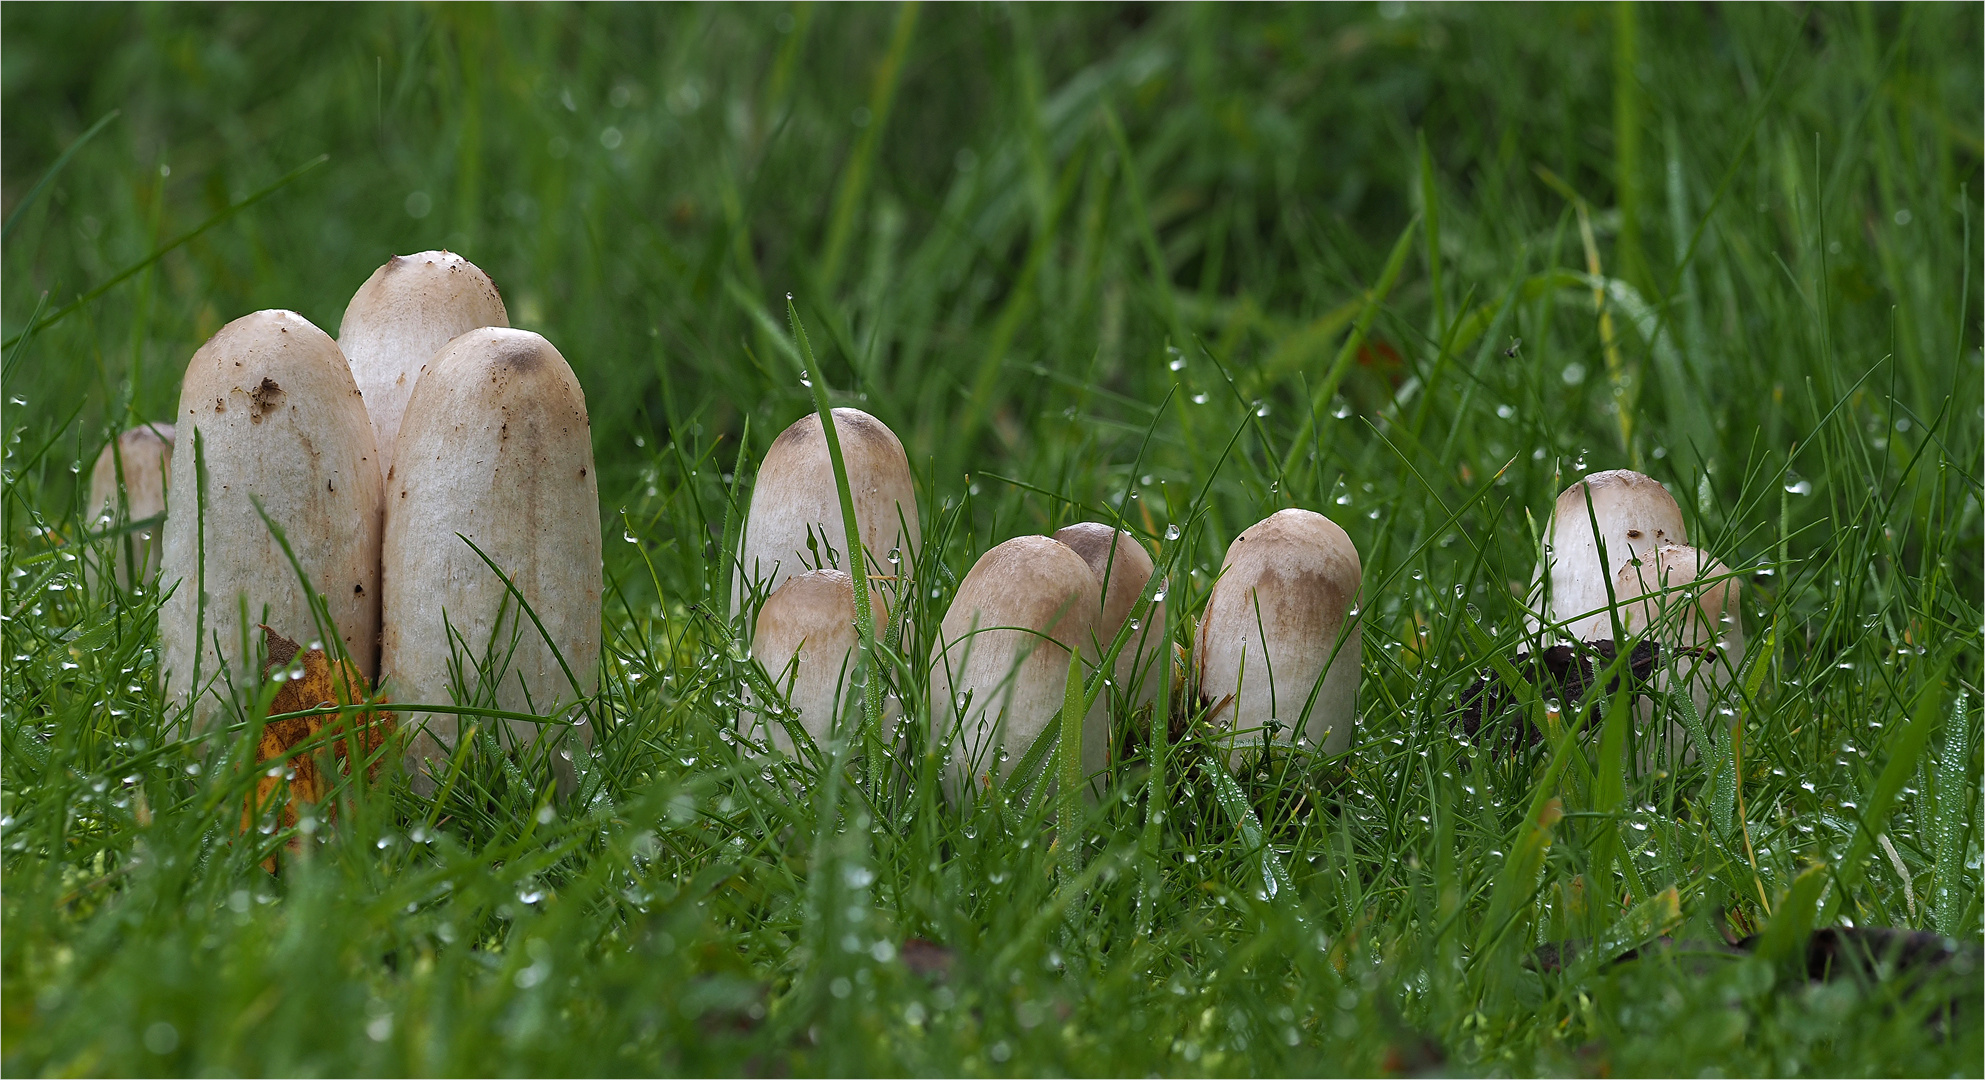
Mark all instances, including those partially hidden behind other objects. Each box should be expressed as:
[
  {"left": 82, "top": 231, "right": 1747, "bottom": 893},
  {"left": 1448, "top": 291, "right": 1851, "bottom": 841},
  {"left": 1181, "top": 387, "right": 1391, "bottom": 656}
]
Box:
[
  {"left": 1614, "top": 543, "right": 1744, "bottom": 650},
  {"left": 736, "top": 408, "right": 919, "bottom": 621},
  {"left": 337, "top": 251, "right": 508, "bottom": 485},
  {"left": 382, "top": 327, "right": 599, "bottom": 783},
  {"left": 160, "top": 310, "right": 384, "bottom": 723},
  {"left": 745, "top": 568, "right": 861, "bottom": 755},
  {"left": 1052, "top": 522, "right": 1165, "bottom": 705},
  {"left": 929, "top": 535, "right": 1102, "bottom": 798},
  {"left": 87, "top": 423, "right": 176, "bottom": 585},
  {"left": 1536, "top": 469, "right": 1687, "bottom": 641},
  {"left": 1195, "top": 508, "right": 1361, "bottom": 768}
]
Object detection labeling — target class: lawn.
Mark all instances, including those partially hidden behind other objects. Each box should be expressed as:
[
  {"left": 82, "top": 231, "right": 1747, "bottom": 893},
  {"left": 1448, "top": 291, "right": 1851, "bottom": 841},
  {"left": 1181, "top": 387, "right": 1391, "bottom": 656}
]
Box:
[{"left": 2, "top": 3, "right": 1981, "bottom": 1075}]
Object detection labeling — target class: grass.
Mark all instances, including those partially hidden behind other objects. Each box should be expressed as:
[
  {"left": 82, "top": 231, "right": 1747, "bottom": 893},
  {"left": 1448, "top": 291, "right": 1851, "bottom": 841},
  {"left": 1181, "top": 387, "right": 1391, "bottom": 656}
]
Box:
[{"left": 3, "top": 3, "right": 1982, "bottom": 1075}]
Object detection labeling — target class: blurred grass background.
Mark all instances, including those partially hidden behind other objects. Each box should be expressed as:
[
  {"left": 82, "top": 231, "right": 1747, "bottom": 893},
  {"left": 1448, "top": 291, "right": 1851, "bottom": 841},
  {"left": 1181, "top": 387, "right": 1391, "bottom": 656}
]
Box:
[{"left": 2, "top": 3, "right": 1981, "bottom": 1075}]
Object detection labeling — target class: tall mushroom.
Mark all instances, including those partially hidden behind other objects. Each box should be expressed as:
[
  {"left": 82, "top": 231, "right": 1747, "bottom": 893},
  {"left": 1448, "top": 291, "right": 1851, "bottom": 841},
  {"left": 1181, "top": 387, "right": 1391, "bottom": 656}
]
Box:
[
  {"left": 1614, "top": 542, "right": 1747, "bottom": 762},
  {"left": 159, "top": 311, "right": 383, "bottom": 726},
  {"left": 381, "top": 328, "right": 600, "bottom": 791},
  {"left": 337, "top": 251, "right": 509, "bottom": 489},
  {"left": 1195, "top": 508, "right": 1361, "bottom": 771},
  {"left": 735, "top": 409, "right": 918, "bottom": 624},
  {"left": 1052, "top": 522, "right": 1166, "bottom": 707},
  {"left": 741, "top": 568, "right": 861, "bottom": 756},
  {"left": 929, "top": 535, "right": 1102, "bottom": 800},
  {"left": 87, "top": 422, "right": 174, "bottom": 585},
  {"left": 1530, "top": 469, "right": 1687, "bottom": 642}
]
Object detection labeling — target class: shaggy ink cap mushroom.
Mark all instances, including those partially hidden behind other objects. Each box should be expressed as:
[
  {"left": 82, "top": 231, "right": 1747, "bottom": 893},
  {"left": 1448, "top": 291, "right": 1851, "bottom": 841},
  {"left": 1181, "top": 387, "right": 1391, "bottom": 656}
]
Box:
[
  {"left": 1052, "top": 522, "right": 1166, "bottom": 707},
  {"left": 337, "top": 251, "right": 509, "bottom": 489},
  {"left": 1533, "top": 469, "right": 1687, "bottom": 642},
  {"left": 160, "top": 310, "right": 384, "bottom": 727},
  {"left": 1614, "top": 542, "right": 1748, "bottom": 760},
  {"left": 381, "top": 327, "right": 600, "bottom": 794},
  {"left": 1194, "top": 508, "right": 1362, "bottom": 772},
  {"left": 736, "top": 408, "right": 918, "bottom": 625},
  {"left": 742, "top": 568, "right": 864, "bottom": 756},
  {"left": 87, "top": 422, "right": 174, "bottom": 585},
  {"left": 928, "top": 535, "right": 1104, "bottom": 802}
]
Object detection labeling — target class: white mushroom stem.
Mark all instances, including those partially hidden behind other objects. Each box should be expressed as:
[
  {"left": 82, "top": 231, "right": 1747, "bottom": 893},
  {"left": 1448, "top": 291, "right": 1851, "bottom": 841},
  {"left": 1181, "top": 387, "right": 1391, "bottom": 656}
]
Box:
[
  {"left": 1615, "top": 543, "right": 1747, "bottom": 762},
  {"left": 741, "top": 568, "right": 864, "bottom": 755},
  {"left": 159, "top": 311, "right": 383, "bottom": 726},
  {"left": 929, "top": 535, "right": 1103, "bottom": 800},
  {"left": 382, "top": 328, "right": 600, "bottom": 792},
  {"left": 337, "top": 251, "right": 509, "bottom": 489},
  {"left": 1530, "top": 469, "right": 1688, "bottom": 641},
  {"left": 1195, "top": 508, "right": 1361, "bottom": 771},
  {"left": 87, "top": 422, "right": 174, "bottom": 585},
  {"left": 736, "top": 408, "right": 919, "bottom": 624},
  {"left": 1052, "top": 522, "right": 1165, "bottom": 707}
]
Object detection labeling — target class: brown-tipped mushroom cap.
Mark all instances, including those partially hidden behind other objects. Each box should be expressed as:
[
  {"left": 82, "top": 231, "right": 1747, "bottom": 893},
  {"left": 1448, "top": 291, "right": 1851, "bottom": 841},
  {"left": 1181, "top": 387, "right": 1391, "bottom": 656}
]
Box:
[
  {"left": 1194, "top": 508, "right": 1361, "bottom": 771},
  {"left": 337, "top": 251, "right": 509, "bottom": 487},
  {"left": 929, "top": 535, "right": 1102, "bottom": 800},
  {"left": 743, "top": 568, "right": 861, "bottom": 755},
  {"left": 1052, "top": 522, "right": 1165, "bottom": 706},
  {"left": 382, "top": 328, "right": 599, "bottom": 791},
  {"left": 160, "top": 311, "right": 383, "bottom": 725},
  {"left": 1614, "top": 543, "right": 1747, "bottom": 753},
  {"left": 1534, "top": 469, "right": 1687, "bottom": 641},
  {"left": 736, "top": 409, "right": 919, "bottom": 621},
  {"left": 88, "top": 422, "right": 175, "bottom": 584}
]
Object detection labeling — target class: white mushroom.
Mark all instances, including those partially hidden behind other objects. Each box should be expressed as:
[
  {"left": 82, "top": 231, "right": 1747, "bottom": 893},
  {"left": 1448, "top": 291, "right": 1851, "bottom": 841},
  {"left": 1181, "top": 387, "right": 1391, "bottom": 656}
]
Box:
[
  {"left": 735, "top": 409, "right": 918, "bottom": 623},
  {"left": 381, "top": 328, "right": 600, "bottom": 791},
  {"left": 337, "top": 251, "right": 509, "bottom": 488},
  {"left": 928, "top": 535, "right": 1103, "bottom": 800},
  {"left": 159, "top": 311, "right": 383, "bottom": 726},
  {"left": 1614, "top": 542, "right": 1747, "bottom": 762},
  {"left": 1052, "top": 522, "right": 1166, "bottom": 707},
  {"left": 741, "top": 568, "right": 861, "bottom": 756},
  {"left": 87, "top": 422, "right": 174, "bottom": 585},
  {"left": 1195, "top": 508, "right": 1361, "bottom": 771},
  {"left": 1530, "top": 469, "right": 1687, "bottom": 642}
]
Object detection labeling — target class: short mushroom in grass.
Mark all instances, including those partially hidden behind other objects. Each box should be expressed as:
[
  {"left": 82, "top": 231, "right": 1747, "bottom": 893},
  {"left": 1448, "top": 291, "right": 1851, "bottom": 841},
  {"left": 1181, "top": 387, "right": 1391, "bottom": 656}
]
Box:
[
  {"left": 1615, "top": 542, "right": 1747, "bottom": 761},
  {"left": 160, "top": 310, "right": 384, "bottom": 726},
  {"left": 381, "top": 328, "right": 600, "bottom": 793},
  {"left": 87, "top": 422, "right": 174, "bottom": 585},
  {"left": 1530, "top": 469, "right": 1686, "bottom": 641},
  {"left": 741, "top": 568, "right": 861, "bottom": 756},
  {"left": 1052, "top": 522, "right": 1166, "bottom": 707},
  {"left": 337, "top": 251, "right": 509, "bottom": 489},
  {"left": 1194, "top": 508, "right": 1362, "bottom": 772},
  {"left": 736, "top": 408, "right": 918, "bottom": 623},
  {"left": 929, "top": 535, "right": 1102, "bottom": 800}
]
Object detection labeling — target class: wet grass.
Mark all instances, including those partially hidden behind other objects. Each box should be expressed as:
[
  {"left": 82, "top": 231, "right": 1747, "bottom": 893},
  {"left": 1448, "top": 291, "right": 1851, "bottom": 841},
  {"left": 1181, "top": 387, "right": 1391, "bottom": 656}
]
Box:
[{"left": 2, "top": 3, "right": 1981, "bottom": 1075}]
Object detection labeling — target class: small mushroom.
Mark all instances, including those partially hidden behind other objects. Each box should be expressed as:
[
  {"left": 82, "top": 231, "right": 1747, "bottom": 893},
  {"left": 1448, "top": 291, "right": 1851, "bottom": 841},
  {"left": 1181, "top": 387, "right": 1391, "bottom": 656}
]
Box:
[
  {"left": 381, "top": 328, "right": 599, "bottom": 791},
  {"left": 928, "top": 535, "right": 1102, "bottom": 800},
  {"left": 1195, "top": 508, "right": 1362, "bottom": 771},
  {"left": 160, "top": 311, "right": 384, "bottom": 726},
  {"left": 337, "top": 251, "right": 509, "bottom": 488},
  {"left": 86, "top": 422, "right": 174, "bottom": 585},
  {"left": 1615, "top": 542, "right": 1747, "bottom": 759},
  {"left": 1532, "top": 469, "right": 1687, "bottom": 641},
  {"left": 736, "top": 409, "right": 918, "bottom": 623},
  {"left": 1052, "top": 522, "right": 1166, "bottom": 707},
  {"left": 741, "top": 568, "right": 862, "bottom": 755}
]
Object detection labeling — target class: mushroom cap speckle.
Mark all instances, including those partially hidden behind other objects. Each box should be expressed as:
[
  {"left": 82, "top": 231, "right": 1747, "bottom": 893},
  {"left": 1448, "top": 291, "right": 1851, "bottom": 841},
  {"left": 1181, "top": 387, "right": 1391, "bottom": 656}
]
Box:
[
  {"left": 338, "top": 251, "right": 508, "bottom": 486},
  {"left": 1535, "top": 469, "right": 1687, "bottom": 641},
  {"left": 1052, "top": 522, "right": 1165, "bottom": 706},
  {"left": 737, "top": 408, "right": 919, "bottom": 623},
  {"left": 1195, "top": 508, "right": 1361, "bottom": 769},
  {"left": 929, "top": 535, "right": 1102, "bottom": 799},
  {"left": 744, "top": 568, "right": 861, "bottom": 755}
]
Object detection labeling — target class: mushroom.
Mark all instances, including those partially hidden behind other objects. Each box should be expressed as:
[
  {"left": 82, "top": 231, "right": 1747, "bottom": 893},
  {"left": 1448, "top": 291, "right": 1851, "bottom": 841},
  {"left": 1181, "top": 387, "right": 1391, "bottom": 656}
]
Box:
[
  {"left": 86, "top": 422, "right": 174, "bottom": 585},
  {"left": 928, "top": 535, "right": 1103, "bottom": 800},
  {"left": 1614, "top": 542, "right": 1747, "bottom": 762},
  {"left": 159, "top": 311, "right": 384, "bottom": 726},
  {"left": 1052, "top": 522, "right": 1166, "bottom": 707},
  {"left": 381, "top": 328, "right": 600, "bottom": 792},
  {"left": 1530, "top": 469, "right": 1687, "bottom": 642},
  {"left": 740, "top": 568, "right": 862, "bottom": 756},
  {"left": 735, "top": 409, "right": 918, "bottom": 624},
  {"left": 1194, "top": 508, "right": 1362, "bottom": 771},
  {"left": 337, "top": 251, "right": 509, "bottom": 489}
]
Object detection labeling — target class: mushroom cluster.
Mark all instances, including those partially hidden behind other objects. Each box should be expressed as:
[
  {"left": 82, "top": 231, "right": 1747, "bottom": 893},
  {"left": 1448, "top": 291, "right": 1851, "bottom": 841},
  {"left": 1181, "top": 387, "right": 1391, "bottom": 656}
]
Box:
[{"left": 155, "top": 251, "right": 601, "bottom": 828}]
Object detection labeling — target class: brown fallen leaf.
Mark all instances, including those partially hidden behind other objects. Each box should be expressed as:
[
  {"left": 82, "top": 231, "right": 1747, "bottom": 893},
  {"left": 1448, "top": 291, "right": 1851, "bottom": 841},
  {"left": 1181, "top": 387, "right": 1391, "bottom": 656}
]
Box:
[{"left": 243, "top": 625, "right": 396, "bottom": 870}]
